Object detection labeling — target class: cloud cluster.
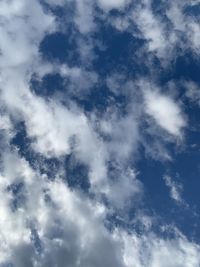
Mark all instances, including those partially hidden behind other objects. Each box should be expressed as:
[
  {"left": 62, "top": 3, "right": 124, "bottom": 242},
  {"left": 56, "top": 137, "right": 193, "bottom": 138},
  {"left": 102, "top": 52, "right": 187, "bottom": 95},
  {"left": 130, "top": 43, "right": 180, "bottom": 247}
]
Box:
[{"left": 0, "top": 0, "right": 199, "bottom": 266}]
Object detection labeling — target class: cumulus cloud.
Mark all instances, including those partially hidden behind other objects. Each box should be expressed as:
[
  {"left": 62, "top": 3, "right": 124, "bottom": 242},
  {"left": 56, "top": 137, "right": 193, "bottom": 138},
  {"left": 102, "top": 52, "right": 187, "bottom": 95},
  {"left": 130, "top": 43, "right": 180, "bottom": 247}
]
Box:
[
  {"left": 0, "top": 0, "right": 55, "bottom": 68},
  {"left": 0, "top": 149, "right": 122, "bottom": 266},
  {"left": 0, "top": 148, "right": 199, "bottom": 267},
  {"left": 143, "top": 88, "right": 186, "bottom": 137}
]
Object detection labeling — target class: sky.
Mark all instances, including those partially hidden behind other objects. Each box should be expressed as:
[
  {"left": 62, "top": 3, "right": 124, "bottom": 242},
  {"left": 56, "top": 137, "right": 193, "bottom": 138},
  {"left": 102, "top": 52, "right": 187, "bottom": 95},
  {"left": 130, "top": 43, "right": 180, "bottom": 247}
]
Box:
[{"left": 0, "top": 0, "right": 200, "bottom": 266}]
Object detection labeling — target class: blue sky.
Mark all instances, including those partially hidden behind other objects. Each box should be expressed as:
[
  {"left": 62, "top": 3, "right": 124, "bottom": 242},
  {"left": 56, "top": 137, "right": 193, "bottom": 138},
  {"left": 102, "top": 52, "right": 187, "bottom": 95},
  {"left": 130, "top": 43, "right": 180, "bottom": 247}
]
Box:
[{"left": 0, "top": 0, "right": 200, "bottom": 266}]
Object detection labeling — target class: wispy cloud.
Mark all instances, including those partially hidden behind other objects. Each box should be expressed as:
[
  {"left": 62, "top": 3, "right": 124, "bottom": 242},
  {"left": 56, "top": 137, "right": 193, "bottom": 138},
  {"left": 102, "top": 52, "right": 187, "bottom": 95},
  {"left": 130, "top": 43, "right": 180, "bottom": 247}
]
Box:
[{"left": 163, "top": 175, "right": 184, "bottom": 204}]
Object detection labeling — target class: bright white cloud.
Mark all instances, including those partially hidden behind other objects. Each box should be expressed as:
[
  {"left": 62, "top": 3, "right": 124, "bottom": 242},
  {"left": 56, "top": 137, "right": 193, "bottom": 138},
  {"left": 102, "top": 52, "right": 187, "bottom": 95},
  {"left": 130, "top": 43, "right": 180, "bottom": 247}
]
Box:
[
  {"left": 144, "top": 89, "right": 186, "bottom": 136},
  {"left": 0, "top": 0, "right": 55, "bottom": 68},
  {"left": 0, "top": 148, "right": 199, "bottom": 267},
  {"left": 122, "top": 231, "right": 200, "bottom": 267},
  {"left": 97, "top": 0, "right": 130, "bottom": 11}
]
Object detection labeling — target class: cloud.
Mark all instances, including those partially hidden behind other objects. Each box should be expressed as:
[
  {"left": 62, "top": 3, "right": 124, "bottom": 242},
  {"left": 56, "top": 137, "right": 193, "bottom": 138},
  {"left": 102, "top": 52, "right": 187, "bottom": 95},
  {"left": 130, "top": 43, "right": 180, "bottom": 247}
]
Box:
[
  {"left": 184, "top": 81, "right": 200, "bottom": 106},
  {"left": 0, "top": 0, "right": 55, "bottom": 68},
  {"left": 0, "top": 148, "right": 199, "bottom": 267},
  {"left": 133, "top": 5, "right": 168, "bottom": 57},
  {"left": 97, "top": 0, "right": 130, "bottom": 11},
  {"left": 143, "top": 88, "right": 186, "bottom": 137},
  {"left": 0, "top": 149, "right": 124, "bottom": 267},
  {"left": 104, "top": 166, "right": 142, "bottom": 211},
  {"left": 75, "top": 0, "right": 95, "bottom": 34},
  {"left": 0, "top": 0, "right": 199, "bottom": 266},
  {"left": 166, "top": 1, "right": 200, "bottom": 53},
  {"left": 122, "top": 231, "right": 200, "bottom": 267},
  {"left": 43, "top": 0, "right": 67, "bottom": 6},
  {"left": 163, "top": 175, "right": 184, "bottom": 204}
]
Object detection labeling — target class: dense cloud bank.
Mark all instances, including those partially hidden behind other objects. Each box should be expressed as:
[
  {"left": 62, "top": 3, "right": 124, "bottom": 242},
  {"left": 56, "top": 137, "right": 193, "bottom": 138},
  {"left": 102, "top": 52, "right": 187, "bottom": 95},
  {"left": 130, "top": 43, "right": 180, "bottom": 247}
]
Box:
[{"left": 0, "top": 0, "right": 200, "bottom": 266}]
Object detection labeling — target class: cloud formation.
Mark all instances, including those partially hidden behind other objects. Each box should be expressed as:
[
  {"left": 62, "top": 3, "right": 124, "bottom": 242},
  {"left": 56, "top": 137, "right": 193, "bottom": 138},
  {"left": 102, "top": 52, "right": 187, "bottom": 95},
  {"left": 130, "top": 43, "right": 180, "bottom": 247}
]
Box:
[
  {"left": 0, "top": 0, "right": 199, "bottom": 266},
  {"left": 144, "top": 88, "right": 186, "bottom": 137}
]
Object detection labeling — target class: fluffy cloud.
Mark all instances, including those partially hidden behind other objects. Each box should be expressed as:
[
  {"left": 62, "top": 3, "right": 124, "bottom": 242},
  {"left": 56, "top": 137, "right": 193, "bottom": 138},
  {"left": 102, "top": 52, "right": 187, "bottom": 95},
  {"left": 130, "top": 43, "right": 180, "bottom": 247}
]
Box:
[
  {"left": 0, "top": 0, "right": 55, "bottom": 68},
  {"left": 122, "top": 231, "right": 200, "bottom": 267},
  {"left": 143, "top": 89, "right": 186, "bottom": 137},
  {"left": 0, "top": 148, "right": 199, "bottom": 267}
]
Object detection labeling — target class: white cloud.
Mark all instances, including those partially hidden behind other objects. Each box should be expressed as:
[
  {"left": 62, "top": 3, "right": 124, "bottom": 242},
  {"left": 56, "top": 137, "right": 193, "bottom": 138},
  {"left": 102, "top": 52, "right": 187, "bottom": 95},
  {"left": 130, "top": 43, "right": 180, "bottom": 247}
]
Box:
[
  {"left": 98, "top": 110, "right": 139, "bottom": 162},
  {"left": 2, "top": 82, "right": 109, "bottom": 188},
  {"left": 43, "top": 0, "right": 67, "bottom": 6},
  {"left": 104, "top": 167, "right": 142, "bottom": 211},
  {"left": 143, "top": 88, "right": 186, "bottom": 137},
  {"left": 0, "top": 0, "right": 198, "bottom": 266},
  {"left": 122, "top": 231, "right": 200, "bottom": 267},
  {"left": 0, "top": 0, "right": 55, "bottom": 68},
  {"left": 97, "top": 0, "right": 130, "bottom": 11},
  {"left": 166, "top": 1, "right": 200, "bottom": 54},
  {"left": 0, "top": 0, "right": 107, "bottom": 191},
  {"left": 128, "top": 0, "right": 200, "bottom": 63},
  {"left": 163, "top": 175, "right": 184, "bottom": 204},
  {"left": 0, "top": 148, "right": 199, "bottom": 267},
  {"left": 75, "top": 0, "right": 95, "bottom": 34},
  {"left": 184, "top": 81, "right": 200, "bottom": 105},
  {"left": 0, "top": 149, "right": 124, "bottom": 266},
  {"left": 133, "top": 6, "right": 167, "bottom": 56}
]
